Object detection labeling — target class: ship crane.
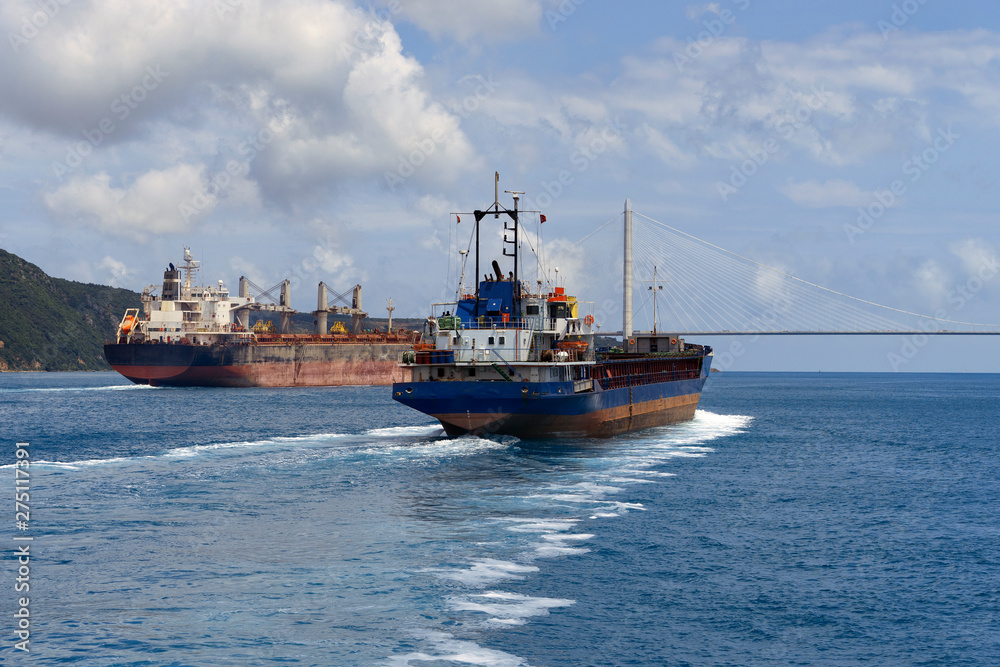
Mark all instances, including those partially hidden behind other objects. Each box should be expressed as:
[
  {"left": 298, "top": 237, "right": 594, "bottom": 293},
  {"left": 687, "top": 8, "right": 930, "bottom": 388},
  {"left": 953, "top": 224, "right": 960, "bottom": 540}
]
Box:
[
  {"left": 234, "top": 277, "right": 296, "bottom": 333},
  {"left": 313, "top": 283, "right": 367, "bottom": 335}
]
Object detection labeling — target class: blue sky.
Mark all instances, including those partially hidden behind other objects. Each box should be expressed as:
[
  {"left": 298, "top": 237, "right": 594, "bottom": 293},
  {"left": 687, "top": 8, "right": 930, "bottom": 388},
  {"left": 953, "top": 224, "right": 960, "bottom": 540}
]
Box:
[{"left": 2, "top": 0, "right": 1000, "bottom": 371}]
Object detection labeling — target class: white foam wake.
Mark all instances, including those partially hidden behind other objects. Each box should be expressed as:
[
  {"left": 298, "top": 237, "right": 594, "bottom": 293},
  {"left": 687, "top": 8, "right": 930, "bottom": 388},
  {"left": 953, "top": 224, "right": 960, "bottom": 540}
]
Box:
[
  {"left": 365, "top": 424, "right": 444, "bottom": 438},
  {"left": 4, "top": 421, "right": 510, "bottom": 471},
  {"left": 12, "top": 432, "right": 350, "bottom": 470},
  {"left": 386, "top": 630, "right": 528, "bottom": 666},
  {"left": 418, "top": 409, "right": 755, "bottom": 647},
  {"left": 164, "top": 432, "right": 349, "bottom": 459},
  {"left": 0, "top": 383, "right": 155, "bottom": 394},
  {"left": 427, "top": 559, "right": 539, "bottom": 586},
  {"left": 664, "top": 410, "right": 753, "bottom": 445},
  {"left": 449, "top": 591, "right": 575, "bottom": 626}
]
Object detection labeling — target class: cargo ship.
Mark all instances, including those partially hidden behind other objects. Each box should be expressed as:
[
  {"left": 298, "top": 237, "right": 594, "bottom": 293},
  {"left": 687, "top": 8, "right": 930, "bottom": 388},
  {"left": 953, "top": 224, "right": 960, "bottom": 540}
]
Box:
[
  {"left": 392, "top": 176, "right": 713, "bottom": 438},
  {"left": 104, "top": 249, "right": 418, "bottom": 387}
]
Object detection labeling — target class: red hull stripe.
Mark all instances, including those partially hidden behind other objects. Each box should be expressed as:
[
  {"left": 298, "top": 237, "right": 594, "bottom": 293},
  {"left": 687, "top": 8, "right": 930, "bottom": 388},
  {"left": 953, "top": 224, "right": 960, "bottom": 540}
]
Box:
[{"left": 109, "top": 360, "right": 404, "bottom": 387}]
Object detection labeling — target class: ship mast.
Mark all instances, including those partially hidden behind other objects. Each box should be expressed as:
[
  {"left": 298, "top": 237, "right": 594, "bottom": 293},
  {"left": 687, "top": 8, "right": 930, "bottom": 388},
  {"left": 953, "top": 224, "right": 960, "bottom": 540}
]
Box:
[
  {"left": 644, "top": 265, "right": 664, "bottom": 334},
  {"left": 504, "top": 188, "right": 524, "bottom": 299},
  {"left": 181, "top": 246, "right": 201, "bottom": 299},
  {"left": 472, "top": 172, "right": 521, "bottom": 315}
]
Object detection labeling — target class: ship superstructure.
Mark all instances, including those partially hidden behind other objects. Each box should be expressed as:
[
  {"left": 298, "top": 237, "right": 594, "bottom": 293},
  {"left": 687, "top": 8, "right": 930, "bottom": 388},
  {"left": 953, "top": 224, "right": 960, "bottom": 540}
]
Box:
[
  {"left": 392, "top": 176, "right": 712, "bottom": 438},
  {"left": 104, "top": 248, "right": 418, "bottom": 387},
  {"left": 117, "top": 248, "right": 255, "bottom": 346}
]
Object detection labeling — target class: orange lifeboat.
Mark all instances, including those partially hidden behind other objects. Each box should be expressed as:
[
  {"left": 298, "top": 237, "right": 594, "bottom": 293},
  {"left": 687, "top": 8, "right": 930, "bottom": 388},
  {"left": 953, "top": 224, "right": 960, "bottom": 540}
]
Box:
[{"left": 557, "top": 340, "right": 589, "bottom": 353}]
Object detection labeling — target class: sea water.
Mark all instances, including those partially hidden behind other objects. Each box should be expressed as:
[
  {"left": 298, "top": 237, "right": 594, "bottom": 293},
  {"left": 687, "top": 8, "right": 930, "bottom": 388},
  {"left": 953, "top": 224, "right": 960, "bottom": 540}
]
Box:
[{"left": 1, "top": 372, "right": 997, "bottom": 665}]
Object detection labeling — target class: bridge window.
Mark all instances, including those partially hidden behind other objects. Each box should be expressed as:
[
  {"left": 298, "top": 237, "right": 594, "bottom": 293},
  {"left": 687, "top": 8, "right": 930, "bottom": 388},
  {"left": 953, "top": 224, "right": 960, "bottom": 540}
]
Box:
[
  {"left": 488, "top": 336, "right": 495, "bottom": 345},
  {"left": 499, "top": 336, "right": 505, "bottom": 345}
]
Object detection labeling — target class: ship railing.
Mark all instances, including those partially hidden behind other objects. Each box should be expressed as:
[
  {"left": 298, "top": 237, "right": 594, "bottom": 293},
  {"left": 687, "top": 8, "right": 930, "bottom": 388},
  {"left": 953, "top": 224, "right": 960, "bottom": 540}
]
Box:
[
  {"left": 530, "top": 347, "right": 594, "bottom": 364},
  {"left": 251, "top": 332, "right": 421, "bottom": 346},
  {"left": 595, "top": 368, "right": 701, "bottom": 391},
  {"left": 437, "top": 317, "right": 530, "bottom": 331}
]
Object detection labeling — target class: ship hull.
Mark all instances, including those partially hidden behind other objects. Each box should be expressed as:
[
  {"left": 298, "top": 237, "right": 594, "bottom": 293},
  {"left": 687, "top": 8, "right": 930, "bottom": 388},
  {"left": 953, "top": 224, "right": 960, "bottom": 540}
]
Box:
[
  {"left": 104, "top": 342, "right": 410, "bottom": 387},
  {"left": 392, "top": 357, "right": 711, "bottom": 439}
]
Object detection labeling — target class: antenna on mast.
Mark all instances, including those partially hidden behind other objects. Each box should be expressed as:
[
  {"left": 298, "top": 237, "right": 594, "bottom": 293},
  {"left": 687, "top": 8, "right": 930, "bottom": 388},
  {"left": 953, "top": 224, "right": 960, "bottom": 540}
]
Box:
[
  {"left": 471, "top": 172, "right": 523, "bottom": 314},
  {"left": 644, "top": 265, "right": 664, "bottom": 334},
  {"left": 457, "top": 249, "right": 469, "bottom": 299}
]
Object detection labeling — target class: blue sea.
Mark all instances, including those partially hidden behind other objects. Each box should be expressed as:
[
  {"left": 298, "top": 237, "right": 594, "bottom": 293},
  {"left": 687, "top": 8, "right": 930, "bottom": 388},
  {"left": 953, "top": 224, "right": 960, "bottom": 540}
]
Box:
[{"left": 2, "top": 371, "right": 998, "bottom": 665}]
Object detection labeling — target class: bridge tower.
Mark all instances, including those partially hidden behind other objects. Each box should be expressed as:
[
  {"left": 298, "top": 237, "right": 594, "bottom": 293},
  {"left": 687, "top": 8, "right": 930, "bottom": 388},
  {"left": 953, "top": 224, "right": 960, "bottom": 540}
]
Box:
[{"left": 623, "top": 198, "right": 633, "bottom": 342}]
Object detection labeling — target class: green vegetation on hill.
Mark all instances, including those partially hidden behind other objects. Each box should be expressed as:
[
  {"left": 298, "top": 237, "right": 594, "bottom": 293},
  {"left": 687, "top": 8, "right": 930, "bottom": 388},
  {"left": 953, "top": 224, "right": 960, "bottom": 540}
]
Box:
[{"left": 0, "top": 249, "right": 141, "bottom": 371}]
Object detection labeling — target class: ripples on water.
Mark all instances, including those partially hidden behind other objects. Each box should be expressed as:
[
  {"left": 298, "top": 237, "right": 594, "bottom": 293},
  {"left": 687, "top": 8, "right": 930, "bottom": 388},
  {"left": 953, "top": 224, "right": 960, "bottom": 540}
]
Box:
[{"left": 1, "top": 371, "right": 997, "bottom": 665}]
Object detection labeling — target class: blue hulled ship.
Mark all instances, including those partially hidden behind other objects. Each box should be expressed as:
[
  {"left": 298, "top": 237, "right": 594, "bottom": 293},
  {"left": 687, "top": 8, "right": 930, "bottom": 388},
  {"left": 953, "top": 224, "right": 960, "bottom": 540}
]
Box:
[{"left": 392, "top": 176, "right": 712, "bottom": 438}]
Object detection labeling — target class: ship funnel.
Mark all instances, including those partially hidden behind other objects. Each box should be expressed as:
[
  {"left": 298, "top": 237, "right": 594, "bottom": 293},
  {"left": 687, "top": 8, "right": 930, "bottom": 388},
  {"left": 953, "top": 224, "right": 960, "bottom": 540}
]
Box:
[{"left": 162, "top": 267, "right": 181, "bottom": 301}]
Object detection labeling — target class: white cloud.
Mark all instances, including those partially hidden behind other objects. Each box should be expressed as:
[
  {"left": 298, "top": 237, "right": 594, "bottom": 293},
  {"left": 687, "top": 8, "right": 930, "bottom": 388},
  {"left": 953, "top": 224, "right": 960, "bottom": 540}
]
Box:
[
  {"left": 471, "top": 73, "right": 574, "bottom": 137},
  {"left": 779, "top": 179, "right": 871, "bottom": 208},
  {"left": 913, "top": 258, "right": 951, "bottom": 308},
  {"left": 314, "top": 245, "right": 356, "bottom": 277},
  {"left": 607, "top": 29, "right": 1000, "bottom": 169},
  {"left": 640, "top": 124, "right": 695, "bottom": 168},
  {"left": 229, "top": 256, "right": 265, "bottom": 286},
  {"left": 98, "top": 256, "right": 132, "bottom": 287},
  {"left": 389, "top": 0, "right": 543, "bottom": 42},
  {"left": 0, "top": 0, "right": 479, "bottom": 199},
  {"left": 950, "top": 238, "right": 998, "bottom": 278},
  {"left": 43, "top": 165, "right": 209, "bottom": 240},
  {"left": 415, "top": 194, "right": 455, "bottom": 219},
  {"left": 686, "top": 3, "right": 721, "bottom": 20}
]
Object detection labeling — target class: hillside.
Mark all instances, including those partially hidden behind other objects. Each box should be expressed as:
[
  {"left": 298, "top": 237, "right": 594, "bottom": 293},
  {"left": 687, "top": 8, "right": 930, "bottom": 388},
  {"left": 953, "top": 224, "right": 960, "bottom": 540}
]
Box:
[{"left": 0, "top": 249, "right": 141, "bottom": 371}]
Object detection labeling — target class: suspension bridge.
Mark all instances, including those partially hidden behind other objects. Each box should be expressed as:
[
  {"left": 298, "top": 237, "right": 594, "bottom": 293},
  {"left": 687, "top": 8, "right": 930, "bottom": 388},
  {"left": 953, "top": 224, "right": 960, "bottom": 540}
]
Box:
[{"left": 564, "top": 200, "right": 1000, "bottom": 338}]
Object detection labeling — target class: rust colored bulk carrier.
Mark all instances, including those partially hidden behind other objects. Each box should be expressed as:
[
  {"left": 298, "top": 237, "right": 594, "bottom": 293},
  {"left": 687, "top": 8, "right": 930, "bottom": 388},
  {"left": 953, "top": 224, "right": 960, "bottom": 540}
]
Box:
[{"left": 104, "top": 249, "right": 418, "bottom": 387}]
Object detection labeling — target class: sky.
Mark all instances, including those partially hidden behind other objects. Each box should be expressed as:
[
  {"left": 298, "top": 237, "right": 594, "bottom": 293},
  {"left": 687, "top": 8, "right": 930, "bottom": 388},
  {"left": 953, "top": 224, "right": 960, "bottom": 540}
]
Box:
[{"left": 2, "top": 0, "right": 1000, "bottom": 372}]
